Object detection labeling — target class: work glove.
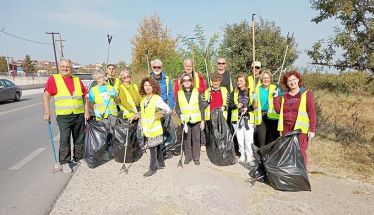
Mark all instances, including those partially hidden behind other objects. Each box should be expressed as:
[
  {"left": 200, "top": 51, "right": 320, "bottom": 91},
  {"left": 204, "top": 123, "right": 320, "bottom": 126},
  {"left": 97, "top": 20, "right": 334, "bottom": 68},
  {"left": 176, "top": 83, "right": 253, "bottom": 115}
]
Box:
[
  {"left": 183, "top": 123, "right": 188, "bottom": 133},
  {"left": 308, "top": 132, "right": 315, "bottom": 140},
  {"left": 252, "top": 93, "right": 257, "bottom": 100}
]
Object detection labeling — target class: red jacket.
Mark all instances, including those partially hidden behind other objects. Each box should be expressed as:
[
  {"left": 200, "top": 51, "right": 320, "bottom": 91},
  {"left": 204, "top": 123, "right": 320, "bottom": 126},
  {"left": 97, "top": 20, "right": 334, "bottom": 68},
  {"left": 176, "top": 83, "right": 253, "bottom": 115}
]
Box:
[{"left": 174, "top": 72, "right": 207, "bottom": 98}]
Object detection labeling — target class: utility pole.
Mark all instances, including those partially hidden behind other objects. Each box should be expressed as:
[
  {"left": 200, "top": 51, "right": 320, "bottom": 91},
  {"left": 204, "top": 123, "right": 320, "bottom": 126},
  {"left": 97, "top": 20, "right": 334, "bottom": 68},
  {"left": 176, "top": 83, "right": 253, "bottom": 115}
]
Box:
[
  {"left": 46, "top": 32, "right": 60, "bottom": 73},
  {"left": 56, "top": 34, "right": 66, "bottom": 58},
  {"left": 0, "top": 27, "right": 11, "bottom": 76}
]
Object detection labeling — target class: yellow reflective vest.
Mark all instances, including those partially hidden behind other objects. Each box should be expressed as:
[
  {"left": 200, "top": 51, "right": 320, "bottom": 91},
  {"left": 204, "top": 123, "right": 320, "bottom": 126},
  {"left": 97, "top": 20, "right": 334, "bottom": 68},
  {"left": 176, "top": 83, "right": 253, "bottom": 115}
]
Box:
[
  {"left": 253, "top": 84, "right": 279, "bottom": 125},
  {"left": 53, "top": 74, "right": 84, "bottom": 115},
  {"left": 178, "top": 88, "right": 202, "bottom": 124},
  {"left": 91, "top": 85, "right": 118, "bottom": 120},
  {"left": 247, "top": 75, "right": 261, "bottom": 94},
  {"left": 118, "top": 83, "right": 141, "bottom": 119},
  {"left": 140, "top": 95, "right": 164, "bottom": 138},
  {"left": 231, "top": 89, "right": 253, "bottom": 122},
  {"left": 204, "top": 87, "right": 228, "bottom": 121},
  {"left": 278, "top": 90, "right": 310, "bottom": 134}
]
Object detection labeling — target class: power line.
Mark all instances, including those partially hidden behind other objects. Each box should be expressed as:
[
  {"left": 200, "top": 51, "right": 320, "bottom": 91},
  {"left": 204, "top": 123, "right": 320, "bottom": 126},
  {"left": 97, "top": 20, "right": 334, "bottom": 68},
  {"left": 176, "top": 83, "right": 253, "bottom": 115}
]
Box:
[{"left": 0, "top": 29, "right": 51, "bottom": 45}]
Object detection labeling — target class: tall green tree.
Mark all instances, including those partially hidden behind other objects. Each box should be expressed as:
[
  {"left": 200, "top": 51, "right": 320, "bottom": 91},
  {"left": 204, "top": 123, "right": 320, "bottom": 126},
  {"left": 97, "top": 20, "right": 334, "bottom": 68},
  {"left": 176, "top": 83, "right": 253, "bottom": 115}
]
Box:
[
  {"left": 23, "top": 55, "right": 34, "bottom": 74},
  {"left": 178, "top": 25, "right": 220, "bottom": 77},
  {"left": 131, "top": 14, "right": 182, "bottom": 78},
  {"left": 0, "top": 56, "right": 8, "bottom": 73},
  {"left": 220, "top": 18, "right": 298, "bottom": 76},
  {"left": 308, "top": 0, "right": 374, "bottom": 73},
  {"left": 117, "top": 61, "right": 127, "bottom": 71}
]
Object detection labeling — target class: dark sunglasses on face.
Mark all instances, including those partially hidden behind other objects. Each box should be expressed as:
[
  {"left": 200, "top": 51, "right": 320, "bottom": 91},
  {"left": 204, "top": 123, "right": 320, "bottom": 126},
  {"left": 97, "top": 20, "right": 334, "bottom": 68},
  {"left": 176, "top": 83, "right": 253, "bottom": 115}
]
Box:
[
  {"left": 122, "top": 76, "right": 130, "bottom": 79},
  {"left": 153, "top": 66, "right": 162, "bottom": 69},
  {"left": 182, "top": 78, "right": 191, "bottom": 82},
  {"left": 217, "top": 62, "right": 226, "bottom": 65},
  {"left": 255, "top": 66, "right": 261, "bottom": 69}
]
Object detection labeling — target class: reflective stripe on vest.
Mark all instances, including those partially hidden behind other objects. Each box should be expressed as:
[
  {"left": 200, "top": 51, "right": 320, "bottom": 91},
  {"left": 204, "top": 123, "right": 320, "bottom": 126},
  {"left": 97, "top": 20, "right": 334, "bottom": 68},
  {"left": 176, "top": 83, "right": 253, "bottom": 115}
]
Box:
[
  {"left": 53, "top": 74, "right": 84, "bottom": 115},
  {"left": 178, "top": 88, "right": 201, "bottom": 124},
  {"left": 204, "top": 87, "right": 228, "bottom": 121},
  {"left": 140, "top": 95, "right": 164, "bottom": 138},
  {"left": 253, "top": 84, "right": 279, "bottom": 125},
  {"left": 92, "top": 85, "right": 118, "bottom": 120},
  {"left": 278, "top": 90, "right": 310, "bottom": 134}
]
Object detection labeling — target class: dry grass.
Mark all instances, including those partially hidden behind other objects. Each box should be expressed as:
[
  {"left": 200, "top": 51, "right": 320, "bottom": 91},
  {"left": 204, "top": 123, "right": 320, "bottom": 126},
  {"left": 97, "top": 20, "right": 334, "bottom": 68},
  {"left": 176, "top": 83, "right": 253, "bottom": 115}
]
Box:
[{"left": 309, "top": 138, "right": 374, "bottom": 184}]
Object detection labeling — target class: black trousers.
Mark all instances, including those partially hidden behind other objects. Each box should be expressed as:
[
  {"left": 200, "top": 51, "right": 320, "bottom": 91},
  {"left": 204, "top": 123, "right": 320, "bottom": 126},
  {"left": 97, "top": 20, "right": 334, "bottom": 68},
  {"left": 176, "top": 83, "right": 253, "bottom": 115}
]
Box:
[
  {"left": 149, "top": 145, "right": 165, "bottom": 171},
  {"left": 184, "top": 122, "right": 201, "bottom": 162},
  {"left": 255, "top": 116, "right": 279, "bottom": 148},
  {"left": 56, "top": 114, "right": 85, "bottom": 164}
]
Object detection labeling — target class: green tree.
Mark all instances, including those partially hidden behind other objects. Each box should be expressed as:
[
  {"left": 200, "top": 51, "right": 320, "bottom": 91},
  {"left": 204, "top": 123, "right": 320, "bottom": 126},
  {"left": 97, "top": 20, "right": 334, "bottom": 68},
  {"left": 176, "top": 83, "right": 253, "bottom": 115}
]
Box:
[
  {"left": 178, "top": 25, "right": 220, "bottom": 77},
  {"left": 117, "top": 61, "right": 127, "bottom": 71},
  {"left": 23, "top": 55, "right": 35, "bottom": 74},
  {"left": 131, "top": 14, "right": 182, "bottom": 78},
  {"left": 0, "top": 56, "right": 8, "bottom": 74},
  {"left": 308, "top": 0, "right": 374, "bottom": 73},
  {"left": 220, "top": 18, "right": 298, "bottom": 77}
]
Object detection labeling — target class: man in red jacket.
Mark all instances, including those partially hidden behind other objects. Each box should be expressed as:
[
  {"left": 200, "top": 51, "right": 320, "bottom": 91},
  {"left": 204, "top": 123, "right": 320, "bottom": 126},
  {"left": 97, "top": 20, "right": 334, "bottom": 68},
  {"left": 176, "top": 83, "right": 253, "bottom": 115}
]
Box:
[{"left": 174, "top": 59, "right": 207, "bottom": 98}]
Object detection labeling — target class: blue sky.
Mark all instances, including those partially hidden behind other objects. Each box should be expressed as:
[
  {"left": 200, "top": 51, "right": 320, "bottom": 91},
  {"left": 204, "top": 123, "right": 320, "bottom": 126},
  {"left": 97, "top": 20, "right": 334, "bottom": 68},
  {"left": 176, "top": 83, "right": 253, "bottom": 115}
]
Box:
[{"left": 0, "top": 0, "right": 337, "bottom": 69}]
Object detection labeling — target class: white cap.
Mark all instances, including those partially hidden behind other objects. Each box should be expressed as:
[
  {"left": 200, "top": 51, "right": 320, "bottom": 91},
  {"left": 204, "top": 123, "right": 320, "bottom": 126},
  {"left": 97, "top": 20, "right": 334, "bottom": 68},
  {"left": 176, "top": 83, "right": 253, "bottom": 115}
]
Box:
[{"left": 252, "top": 61, "right": 261, "bottom": 68}]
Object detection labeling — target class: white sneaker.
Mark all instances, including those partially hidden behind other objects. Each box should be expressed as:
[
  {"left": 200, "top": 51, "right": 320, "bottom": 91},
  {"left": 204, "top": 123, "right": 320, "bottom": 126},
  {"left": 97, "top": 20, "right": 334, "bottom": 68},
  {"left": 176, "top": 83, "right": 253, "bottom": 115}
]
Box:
[
  {"left": 200, "top": 145, "right": 206, "bottom": 152},
  {"left": 62, "top": 163, "right": 72, "bottom": 173},
  {"left": 239, "top": 156, "right": 246, "bottom": 163},
  {"left": 78, "top": 159, "right": 88, "bottom": 167}
]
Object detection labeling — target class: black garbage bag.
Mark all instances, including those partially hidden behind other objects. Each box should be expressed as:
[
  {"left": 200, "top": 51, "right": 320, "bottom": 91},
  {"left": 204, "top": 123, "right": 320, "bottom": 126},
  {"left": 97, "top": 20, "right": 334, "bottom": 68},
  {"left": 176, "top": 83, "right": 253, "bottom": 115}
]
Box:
[
  {"left": 246, "top": 144, "right": 267, "bottom": 183},
  {"left": 161, "top": 114, "right": 178, "bottom": 157},
  {"left": 112, "top": 118, "right": 143, "bottom": 163},
  {"left": 259, "top": 130, "right": 311, "bottom": 191},
  {"left": 84, "top": 120, "right": 109, "bottom": 168},
  {"left": 206, "top": 109, "right": 236, "bottom": 166}
]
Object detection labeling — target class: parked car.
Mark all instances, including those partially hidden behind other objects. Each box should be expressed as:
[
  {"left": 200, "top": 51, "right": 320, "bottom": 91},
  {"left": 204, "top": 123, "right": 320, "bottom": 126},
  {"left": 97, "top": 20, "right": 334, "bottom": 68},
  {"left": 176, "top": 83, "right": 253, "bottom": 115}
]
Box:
[
  {"left": 0, "top": 79, "right": 22, "bottom": 102},
  {"left": 73, "top": 73, "right": 95, "bottom": 91}
]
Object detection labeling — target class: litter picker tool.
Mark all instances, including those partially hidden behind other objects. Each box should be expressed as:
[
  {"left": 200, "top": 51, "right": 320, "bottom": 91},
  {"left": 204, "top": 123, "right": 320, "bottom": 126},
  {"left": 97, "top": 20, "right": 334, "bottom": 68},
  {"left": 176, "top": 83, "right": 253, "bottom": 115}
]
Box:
[
  {"left": 203, "top": 48, "right": 211, "bottom": 88},
  {"left": 230, "top": 112, "right": 244, "bottom": 142},
  {"left": 106, "top": 34, "right": 113, "bottom": 71},
  {"left": 277, "top": 32, "right": 294, "bottom": 86},
  {"left": 251, "top": 14, "right": 257, "bottom": 90},
  {"left": 177, "top": 122, "right": 187, "bottom": 168},
  {"left": 145, "top": 49, "right": 151, "bottom": 75},
  {"left": 119, "top": 128, "right": 130, "bottom": 174},
  {"left": 47, "top": 120, "right": 61, "bottom": 173}
]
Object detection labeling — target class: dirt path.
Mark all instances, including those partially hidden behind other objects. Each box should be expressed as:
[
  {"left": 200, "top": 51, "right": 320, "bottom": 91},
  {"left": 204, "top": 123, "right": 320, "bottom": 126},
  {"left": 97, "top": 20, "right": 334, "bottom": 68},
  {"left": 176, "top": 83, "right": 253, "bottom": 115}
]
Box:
[{"left": 50, "top": 152, "right": 374, "bottom": 215}]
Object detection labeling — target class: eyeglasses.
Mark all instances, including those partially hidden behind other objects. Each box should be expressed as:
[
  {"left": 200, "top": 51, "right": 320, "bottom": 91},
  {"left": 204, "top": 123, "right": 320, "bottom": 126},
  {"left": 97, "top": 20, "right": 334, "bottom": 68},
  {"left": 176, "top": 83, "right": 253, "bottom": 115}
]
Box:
[
  {"left": 217, "top": 62, "right": 226, "bottom": 65},
  {"left": 255, "top": 66, "right": 261, "bottom": 69},
  {"left": 153, "top": 66, "right": 162, "bottom": 69},
  {"left": 182, "top": 78, "right": 192, "bottom": 82}
]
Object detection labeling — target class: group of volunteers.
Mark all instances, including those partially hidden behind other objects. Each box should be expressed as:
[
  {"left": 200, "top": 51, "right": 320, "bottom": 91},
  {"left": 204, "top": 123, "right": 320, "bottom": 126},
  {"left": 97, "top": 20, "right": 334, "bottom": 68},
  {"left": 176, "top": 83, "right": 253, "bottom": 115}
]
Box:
[{"left": 43, "top": 57, "right": 316, "bottom": 177}]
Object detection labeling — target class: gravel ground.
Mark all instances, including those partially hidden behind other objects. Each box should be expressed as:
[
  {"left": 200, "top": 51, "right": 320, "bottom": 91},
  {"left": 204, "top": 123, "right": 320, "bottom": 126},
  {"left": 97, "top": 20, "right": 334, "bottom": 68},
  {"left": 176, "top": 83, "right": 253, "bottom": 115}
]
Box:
[{"left": 50, "top": 152, "right": 374, "bottom": 215}]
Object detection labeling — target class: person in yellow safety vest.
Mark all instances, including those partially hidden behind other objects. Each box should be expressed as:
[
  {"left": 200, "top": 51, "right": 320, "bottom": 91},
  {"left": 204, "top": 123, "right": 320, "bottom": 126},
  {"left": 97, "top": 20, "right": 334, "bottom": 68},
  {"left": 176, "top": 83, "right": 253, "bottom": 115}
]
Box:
[
  {"left": 228, "top": 73, "right": 256, "bottom": 164},
  {"left": 175, "top": 73, "right": 205, "bottom": 166},
  {"left": 273, "top": 70, "right": 317, "bottom": 168},
  {"left": 88, "top": 70, "right": 120, "bottom": 161},
  {"left": 106, "top": 64, "right": 121, "bottom": 93},
  {"left": 138, "top": 77, "right": 172, "bottom": 177},
  {"left": 88, "top": 70, "right": 118, "bottom": 121},
  {"left": 117, "top": 70, "right": 141, "bottom": 121},
  {"left": 43, "top": 58, "right": 90, "bottom": 173},
  {"left": 253, "top": 70, "right": 280, "bottom": 148},
  {"left": 247, "top": 61, "right": 262, "bottom": 94},
  {"left": 204, "top": 72, "right": 229, "bottom": 121}
]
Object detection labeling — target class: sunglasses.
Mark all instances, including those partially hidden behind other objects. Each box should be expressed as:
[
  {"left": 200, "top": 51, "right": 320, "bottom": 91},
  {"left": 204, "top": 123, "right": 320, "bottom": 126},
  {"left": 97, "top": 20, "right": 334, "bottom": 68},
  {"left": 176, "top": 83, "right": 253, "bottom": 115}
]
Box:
[
  {"left": 121, "top": 75, "right": 130, "bottom": 79},
  {"left": 255, "top": 66, "right": 261, "bottom": 69},
  {"left": 217, "top": 62, "right": 226, "bottom": 65},
  {"left": 153, "top": 66, "right": 162, "bottom": 69},
  {"left": 182, "top": 78, "right": 192, "bottom": 82}
]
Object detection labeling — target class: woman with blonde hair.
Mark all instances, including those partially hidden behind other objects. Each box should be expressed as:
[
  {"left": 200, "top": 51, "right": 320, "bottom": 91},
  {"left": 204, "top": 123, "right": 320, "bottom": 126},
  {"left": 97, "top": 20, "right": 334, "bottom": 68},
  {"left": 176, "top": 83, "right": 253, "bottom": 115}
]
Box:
[{"left": 117, "top": 70, "right": 141, "bottom": 121}]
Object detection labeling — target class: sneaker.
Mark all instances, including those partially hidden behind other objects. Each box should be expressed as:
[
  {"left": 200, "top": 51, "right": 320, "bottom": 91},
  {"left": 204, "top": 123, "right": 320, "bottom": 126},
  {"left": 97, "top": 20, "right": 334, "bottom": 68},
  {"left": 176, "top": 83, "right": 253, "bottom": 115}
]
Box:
[
  {"left": 239, "top": 156, "right": 246, "bottom": 163},
  {"left": 200, "top": 145, "right": 206, "bottom": 152},
  {"left": 143, "top": 169, "right": 157, "bottom": 177},
  {"left": 102, "top": 151, "right": 110, "bottom": 161},
  {"left": 194, "top": 160, "right": 200, "bottom": 165},
  {"left": 62, "top": 163, "right": 72, "bottom": 173},
  {"left": 184, "top": 159, "right": 192, "bottom": 165},
  {"left": 78, "top": 159, "right": 88, "bottom": 167}
]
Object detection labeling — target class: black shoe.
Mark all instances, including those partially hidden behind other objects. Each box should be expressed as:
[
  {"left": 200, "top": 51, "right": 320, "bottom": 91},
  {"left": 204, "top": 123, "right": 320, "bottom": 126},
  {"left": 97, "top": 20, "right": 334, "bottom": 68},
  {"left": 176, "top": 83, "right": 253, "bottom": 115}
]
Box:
[
  {"left": 143, "top": 169, "right": 157, "bottom": 177},
  {"left": 184, "top": 159, "right": 191, "bottom": 165},
  {"left": 194, "top": 160, "right": 200, "bottom": 165},
  {"left": 157, "top": 163, "right": 165, "bottom": 170}
]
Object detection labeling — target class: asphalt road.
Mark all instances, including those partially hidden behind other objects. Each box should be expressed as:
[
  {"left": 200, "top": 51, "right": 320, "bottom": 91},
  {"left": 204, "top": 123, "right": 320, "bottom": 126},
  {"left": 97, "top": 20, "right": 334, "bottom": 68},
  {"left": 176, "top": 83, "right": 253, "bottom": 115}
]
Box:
[{"left": 0, "top": 90, "right": 75, "bottom": 215}]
